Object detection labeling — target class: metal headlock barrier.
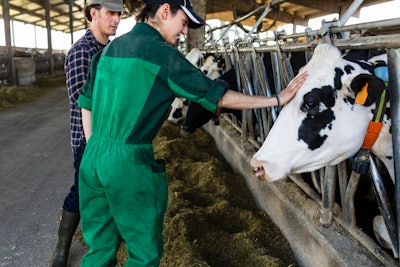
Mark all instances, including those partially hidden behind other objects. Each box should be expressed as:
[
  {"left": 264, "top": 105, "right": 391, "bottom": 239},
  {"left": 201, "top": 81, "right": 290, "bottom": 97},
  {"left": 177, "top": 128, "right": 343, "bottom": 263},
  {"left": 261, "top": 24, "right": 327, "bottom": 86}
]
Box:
[
  {"left": 0, "top": 49, "right": 65, "bottom": 85},
  {"left": 202, "top": 17, "right": 400, "bottom": 266}
]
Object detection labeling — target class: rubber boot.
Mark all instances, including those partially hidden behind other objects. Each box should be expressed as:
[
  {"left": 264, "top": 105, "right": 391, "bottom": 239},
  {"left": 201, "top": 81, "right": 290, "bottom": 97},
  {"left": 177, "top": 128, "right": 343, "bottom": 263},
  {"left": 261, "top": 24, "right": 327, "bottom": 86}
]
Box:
[{"left": 51, "top": 210, "right": 80, "bottom": 267}]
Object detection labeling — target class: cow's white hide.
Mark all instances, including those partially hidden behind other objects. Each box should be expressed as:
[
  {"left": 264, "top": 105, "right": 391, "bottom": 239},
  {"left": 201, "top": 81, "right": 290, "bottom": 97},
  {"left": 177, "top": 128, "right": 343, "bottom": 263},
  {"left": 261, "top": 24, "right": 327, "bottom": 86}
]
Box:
[
  {"left": 185, "top": 47, "right": 204, "bottom": 67},
  {"left": 167, "top": 97, "right": 189, "bottom": 124},
  {"left": 200, "top": 55, "right": 222, "bottom": 80},
  {"left": 251, "top": 44, "right": 393, "bottom": 183}
]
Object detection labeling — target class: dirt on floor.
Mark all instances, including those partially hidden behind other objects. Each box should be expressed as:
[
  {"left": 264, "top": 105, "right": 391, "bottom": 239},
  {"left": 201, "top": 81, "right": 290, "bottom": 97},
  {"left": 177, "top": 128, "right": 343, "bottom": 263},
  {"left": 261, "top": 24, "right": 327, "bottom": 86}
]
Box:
[{"left": 2, "top": 76, "right": 297, "bottom": 267}]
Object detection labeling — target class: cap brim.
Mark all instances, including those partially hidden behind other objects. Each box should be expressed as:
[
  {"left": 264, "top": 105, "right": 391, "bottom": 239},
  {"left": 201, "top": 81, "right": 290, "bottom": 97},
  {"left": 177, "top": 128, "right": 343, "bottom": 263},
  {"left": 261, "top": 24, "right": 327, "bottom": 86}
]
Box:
[
  {"left": 181, "top": 5, "right": 205, "bottom": 29},
  {"left": 102, "top": 3, "right": 126, "bottom": 12}
]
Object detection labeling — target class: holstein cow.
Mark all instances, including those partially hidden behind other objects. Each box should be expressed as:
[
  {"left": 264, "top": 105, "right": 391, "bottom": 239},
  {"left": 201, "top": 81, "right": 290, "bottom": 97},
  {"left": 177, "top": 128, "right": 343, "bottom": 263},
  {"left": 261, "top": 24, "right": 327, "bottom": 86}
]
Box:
[
  {"left": 251, "top": 43, "right": 391, "bottom": 182},
  {"left": 250, "top": 43, "right": 393, "bottom": 249}
]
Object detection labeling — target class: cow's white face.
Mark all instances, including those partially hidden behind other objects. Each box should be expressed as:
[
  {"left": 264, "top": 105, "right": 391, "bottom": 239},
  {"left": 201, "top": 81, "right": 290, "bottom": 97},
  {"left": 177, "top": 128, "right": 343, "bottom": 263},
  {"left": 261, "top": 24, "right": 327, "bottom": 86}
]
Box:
[
  {"left": 200, "top": 56, "right": 222, "bottom": 80},
  {"left": 251, "top": 44, "right": 392, "bottom": 182}
]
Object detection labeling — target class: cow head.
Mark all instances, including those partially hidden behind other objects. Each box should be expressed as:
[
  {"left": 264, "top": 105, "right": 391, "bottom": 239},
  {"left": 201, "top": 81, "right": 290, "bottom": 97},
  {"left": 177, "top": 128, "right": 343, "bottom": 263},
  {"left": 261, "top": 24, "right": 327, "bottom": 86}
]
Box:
[
  {"left": 251, "top": 44, "right": 392, "bottom": 182},
  {"left": 200, "top": 55, "right": 224, "bottom": 80}
]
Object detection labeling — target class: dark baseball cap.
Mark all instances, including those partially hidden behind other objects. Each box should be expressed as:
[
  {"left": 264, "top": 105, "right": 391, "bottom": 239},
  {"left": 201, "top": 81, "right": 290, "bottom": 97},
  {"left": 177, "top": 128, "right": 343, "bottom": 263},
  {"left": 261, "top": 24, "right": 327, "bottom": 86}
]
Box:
[
  {"left": 88, "top": 0, "right": 125, "bottom": 12},
  {"left": 143, "top": 0, "right": 205, "bottom": 29}
]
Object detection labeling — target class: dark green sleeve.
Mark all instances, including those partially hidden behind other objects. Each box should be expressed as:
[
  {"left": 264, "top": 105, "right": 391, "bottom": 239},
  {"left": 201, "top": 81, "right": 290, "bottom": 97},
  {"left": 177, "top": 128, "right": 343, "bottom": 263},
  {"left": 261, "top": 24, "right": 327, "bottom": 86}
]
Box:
[
  {"left": 166, "top": 50, "right": 227, "bottom": 113},
  {"left": 78, "top": 50, "right": 103, "bottom": 111}
]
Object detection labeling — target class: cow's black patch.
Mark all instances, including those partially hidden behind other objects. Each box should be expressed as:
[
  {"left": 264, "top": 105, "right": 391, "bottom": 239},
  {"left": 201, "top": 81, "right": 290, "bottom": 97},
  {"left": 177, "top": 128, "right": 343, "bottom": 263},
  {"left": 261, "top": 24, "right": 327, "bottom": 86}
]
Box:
[
  {"left": 344, "top": 64, "right": 355, "bottom": 74},
  {"left": 334, "top": 68, "right": 344, "bottom": 90},
  {"left": 172, "top": 108, "right": 184, "bottom": 119},
  {"left": 298, "top": 86, "right": 336, "bottom": 150}
]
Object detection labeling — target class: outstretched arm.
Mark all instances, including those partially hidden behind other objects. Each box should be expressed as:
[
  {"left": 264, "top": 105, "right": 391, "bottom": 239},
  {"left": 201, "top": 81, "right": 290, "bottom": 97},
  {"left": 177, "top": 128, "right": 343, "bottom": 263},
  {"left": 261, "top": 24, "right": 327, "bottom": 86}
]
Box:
[{"left": 218, "top": 72, "right": 308, "bottom": 110}]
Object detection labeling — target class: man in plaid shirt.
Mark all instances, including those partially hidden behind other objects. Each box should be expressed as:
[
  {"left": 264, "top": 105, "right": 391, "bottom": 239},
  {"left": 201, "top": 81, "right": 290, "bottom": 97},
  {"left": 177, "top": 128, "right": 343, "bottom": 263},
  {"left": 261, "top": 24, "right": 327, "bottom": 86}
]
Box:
[{"left": 51, "top": 1, "right": 124, "bottom": 266}]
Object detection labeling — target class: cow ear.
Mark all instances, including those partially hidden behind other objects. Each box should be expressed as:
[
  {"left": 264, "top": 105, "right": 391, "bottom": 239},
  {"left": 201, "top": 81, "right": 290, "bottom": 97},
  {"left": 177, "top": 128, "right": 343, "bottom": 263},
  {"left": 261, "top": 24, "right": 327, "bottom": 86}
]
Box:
[{"left": 350, "top": 74, "right": 385, "bottom": 106}]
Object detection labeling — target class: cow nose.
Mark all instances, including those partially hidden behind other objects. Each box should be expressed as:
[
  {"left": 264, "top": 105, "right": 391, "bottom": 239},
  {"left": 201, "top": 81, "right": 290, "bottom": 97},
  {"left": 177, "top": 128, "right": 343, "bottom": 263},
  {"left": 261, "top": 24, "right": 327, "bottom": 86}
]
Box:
[{"left": 250, "top": 158, "right": 268, "bottom": 181}]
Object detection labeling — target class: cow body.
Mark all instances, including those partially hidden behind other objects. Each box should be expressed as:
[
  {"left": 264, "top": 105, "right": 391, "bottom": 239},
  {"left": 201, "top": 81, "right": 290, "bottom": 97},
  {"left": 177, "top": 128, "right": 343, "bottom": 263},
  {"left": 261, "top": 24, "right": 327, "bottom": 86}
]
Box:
[{"left": 250, "top": 44, "right": 392, "bottom": 183}]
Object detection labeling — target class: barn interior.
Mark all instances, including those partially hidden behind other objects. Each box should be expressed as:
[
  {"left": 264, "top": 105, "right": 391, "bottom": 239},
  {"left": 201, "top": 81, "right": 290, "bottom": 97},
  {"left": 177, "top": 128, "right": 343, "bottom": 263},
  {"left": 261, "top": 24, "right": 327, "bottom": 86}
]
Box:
[
  {"left": 1, "top": 1, "right": 400, "bottom": 266},
  {"left": 1, "top": 0, "right": 398, "bottom": 35}
]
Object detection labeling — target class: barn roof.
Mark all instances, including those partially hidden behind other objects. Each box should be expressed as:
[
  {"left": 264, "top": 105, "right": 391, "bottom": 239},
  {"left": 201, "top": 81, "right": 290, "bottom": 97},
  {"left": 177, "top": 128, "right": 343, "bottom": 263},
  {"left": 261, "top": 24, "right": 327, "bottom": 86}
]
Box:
[{"left": 0, "top": 0, "right": 394, "bottom": 34}]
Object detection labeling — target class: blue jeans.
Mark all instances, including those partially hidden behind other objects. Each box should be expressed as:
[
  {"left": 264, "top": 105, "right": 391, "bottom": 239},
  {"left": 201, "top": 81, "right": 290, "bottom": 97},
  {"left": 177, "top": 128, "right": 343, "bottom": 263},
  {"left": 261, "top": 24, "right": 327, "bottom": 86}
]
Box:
[{"left": 63, "top": 144, "right": 85, "bottom": 212}]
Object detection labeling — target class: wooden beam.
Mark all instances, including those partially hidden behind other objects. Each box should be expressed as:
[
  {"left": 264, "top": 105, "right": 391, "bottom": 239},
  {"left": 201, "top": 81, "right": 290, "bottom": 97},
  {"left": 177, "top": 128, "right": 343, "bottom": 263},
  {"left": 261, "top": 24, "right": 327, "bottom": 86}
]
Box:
[{"left": 288, "top": 0, "right": 351, "bottom": 14}]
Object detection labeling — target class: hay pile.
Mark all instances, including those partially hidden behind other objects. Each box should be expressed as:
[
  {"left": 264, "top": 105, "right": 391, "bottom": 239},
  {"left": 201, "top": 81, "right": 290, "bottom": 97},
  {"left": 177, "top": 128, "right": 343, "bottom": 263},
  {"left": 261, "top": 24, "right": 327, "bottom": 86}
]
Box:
[
  {"left": 0, "top": 75, "right": 66, "bottom": 109},
  {"left": 115, "top": 122, "right": 297, "bottom": 267},
  {"left": 2, "top": 76, "right": 297, "bottom": 266}
]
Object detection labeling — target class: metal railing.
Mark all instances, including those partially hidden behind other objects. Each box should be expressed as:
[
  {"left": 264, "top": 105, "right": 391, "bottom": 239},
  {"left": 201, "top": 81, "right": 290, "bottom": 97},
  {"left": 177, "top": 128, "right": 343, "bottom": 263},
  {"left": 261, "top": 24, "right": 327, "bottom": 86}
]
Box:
[{"left": 201, "top": 17, "right": 400, "bottom": 266}]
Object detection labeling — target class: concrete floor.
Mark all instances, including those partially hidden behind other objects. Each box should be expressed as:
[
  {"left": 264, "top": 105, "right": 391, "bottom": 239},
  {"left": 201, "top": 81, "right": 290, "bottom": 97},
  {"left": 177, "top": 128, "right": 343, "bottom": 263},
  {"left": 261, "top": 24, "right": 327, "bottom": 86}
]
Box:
[{"left": 0, "top": 86, "right": 86, "bottom": 267}]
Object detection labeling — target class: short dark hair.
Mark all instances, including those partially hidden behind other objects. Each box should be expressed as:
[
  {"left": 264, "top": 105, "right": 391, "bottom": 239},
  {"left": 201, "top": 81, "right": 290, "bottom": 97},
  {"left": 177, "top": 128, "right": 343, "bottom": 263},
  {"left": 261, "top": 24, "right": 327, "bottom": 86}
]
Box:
[
  {"left": 136, "top": 3, "right": 180, "bottom": 23},
  {"left": 84, "top": 4, "right": 102, "bottom": 22}
]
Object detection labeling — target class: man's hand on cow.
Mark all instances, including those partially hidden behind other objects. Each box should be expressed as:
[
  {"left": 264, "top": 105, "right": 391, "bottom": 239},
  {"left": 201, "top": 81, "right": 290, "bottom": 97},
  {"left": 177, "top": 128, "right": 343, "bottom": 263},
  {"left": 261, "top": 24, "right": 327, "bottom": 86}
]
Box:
[{"left": 278, "top": 72, "right": 308, "bottom": 105}]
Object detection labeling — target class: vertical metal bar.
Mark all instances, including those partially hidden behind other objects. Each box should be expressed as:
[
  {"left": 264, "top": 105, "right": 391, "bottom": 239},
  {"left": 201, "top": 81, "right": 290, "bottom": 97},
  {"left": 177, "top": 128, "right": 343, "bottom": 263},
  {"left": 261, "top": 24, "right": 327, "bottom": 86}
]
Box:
[
  {"left": 337, "top": 161, "right": 349, "bottom": 210},
  {"left": 388, "top": 48, "right": 400, "bottom": 259},
  {"left": 320, "top": 165, "right": 337, "bottom": 227},
  {"left": 69, "top": 0, "right": 74, "bottom": 44},
  {"left": 270, "top": 52, "right": 282, "bottom": 95},
  {"left": 44, "top": 0, "right": 54, "bottom": 76},
  {"left": 369, "top": 155, "right": 399, "bottom": 258},
  {"left": 342, "top": 171, "right": 360, "bottom": 227}
]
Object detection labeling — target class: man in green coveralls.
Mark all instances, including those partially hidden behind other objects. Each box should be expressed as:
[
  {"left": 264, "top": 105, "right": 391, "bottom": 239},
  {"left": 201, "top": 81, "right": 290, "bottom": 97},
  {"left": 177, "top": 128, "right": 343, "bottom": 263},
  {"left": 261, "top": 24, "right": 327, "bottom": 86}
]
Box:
[{"left": 77, "top": 0, "right": 308, "bottom": 266}]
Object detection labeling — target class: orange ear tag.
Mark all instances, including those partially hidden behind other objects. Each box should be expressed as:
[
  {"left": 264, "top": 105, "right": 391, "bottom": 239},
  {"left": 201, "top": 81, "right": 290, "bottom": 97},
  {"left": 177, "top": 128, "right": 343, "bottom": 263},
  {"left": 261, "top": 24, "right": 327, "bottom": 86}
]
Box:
[{"left": 355, "top": 82, "right": 369, "bottom": 105}]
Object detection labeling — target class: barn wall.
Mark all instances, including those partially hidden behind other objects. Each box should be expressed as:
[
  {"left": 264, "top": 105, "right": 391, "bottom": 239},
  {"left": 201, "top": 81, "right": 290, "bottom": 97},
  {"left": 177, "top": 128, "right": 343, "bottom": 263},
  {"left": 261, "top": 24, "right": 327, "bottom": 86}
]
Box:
[{"left": 203, "top": 118, "right": 395, "bottom": 267}]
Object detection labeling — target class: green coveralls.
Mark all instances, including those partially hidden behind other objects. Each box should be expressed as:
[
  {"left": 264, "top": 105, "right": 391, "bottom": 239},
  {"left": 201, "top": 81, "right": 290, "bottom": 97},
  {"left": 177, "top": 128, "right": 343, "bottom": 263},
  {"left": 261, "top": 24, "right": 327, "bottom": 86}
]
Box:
[{"left": 77, "top": 22, "right": 226, "bottom": 267}]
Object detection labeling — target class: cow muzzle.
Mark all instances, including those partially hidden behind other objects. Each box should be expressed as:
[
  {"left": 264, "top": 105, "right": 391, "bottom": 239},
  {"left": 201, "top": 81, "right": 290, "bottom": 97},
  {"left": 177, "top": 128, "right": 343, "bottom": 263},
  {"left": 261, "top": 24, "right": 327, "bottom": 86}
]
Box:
[
  {"left": 250, "top": 158, "right": 289, "bottom": 182},
  {"left": 250, "top": 158, "right": 270, "bottom": 181}
]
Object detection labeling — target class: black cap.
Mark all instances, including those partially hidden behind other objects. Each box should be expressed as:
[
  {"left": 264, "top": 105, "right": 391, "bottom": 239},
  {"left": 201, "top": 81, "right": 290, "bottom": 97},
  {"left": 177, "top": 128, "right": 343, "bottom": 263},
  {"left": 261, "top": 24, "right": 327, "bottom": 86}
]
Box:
[{"left": 143, "top": 0, "right": 205, "bottom": 29}]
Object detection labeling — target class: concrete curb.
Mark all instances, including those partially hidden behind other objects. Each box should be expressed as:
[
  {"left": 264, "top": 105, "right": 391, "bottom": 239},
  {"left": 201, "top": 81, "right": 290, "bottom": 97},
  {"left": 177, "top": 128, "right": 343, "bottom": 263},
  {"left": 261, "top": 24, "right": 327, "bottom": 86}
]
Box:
[{"left": 203, "top": 118, "right": 394, "bottom": 267}]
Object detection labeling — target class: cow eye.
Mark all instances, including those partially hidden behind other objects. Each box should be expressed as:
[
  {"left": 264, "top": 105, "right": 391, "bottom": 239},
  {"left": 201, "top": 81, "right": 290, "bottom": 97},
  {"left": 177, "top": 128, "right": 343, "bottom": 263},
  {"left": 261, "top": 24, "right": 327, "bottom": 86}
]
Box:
[
  {"left": 301, "top": 93, "right": 320, "bottom": 113},
  {"left": 302, "top": 101, "right": 318, "bottom": 110}
]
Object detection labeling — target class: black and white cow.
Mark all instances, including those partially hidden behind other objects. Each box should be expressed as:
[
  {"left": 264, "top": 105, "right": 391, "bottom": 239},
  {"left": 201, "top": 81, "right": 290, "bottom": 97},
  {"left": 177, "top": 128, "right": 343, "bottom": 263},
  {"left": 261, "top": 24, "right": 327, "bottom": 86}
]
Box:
[
  {"left": 250, "top": 43, "right": 392, "bottom": 184},
  {"left": 250, "top": 43, "right": 394, "bottom": 251}
]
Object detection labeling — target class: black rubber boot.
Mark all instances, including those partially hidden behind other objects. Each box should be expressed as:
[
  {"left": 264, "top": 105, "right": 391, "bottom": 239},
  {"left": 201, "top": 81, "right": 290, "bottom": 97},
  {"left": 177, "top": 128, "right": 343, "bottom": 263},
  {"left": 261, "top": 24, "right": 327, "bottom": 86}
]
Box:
[{"left": 51, "top": 210, "right": 80, "bottom": 267}]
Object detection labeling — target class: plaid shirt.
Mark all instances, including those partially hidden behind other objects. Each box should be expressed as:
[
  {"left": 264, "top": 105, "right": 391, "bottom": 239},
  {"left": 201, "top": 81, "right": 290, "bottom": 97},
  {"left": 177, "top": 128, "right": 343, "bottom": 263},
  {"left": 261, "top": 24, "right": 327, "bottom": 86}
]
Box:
[{"left": 65, "top": 29, "right": 106, "bottom": 152}]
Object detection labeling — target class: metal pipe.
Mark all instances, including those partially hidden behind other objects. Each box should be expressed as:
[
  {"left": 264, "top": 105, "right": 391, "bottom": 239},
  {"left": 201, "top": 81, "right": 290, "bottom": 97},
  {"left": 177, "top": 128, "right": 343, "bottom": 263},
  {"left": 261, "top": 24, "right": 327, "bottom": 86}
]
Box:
[
  {"left": 205, "top": 34, "right": 400, "bottom": 55},
  {"left": 245, "top": 6, "right": 272, "bottom": 39},
  {"left": 369, "top": 155, "right": 399, "bottom": 258},
  {"left": 388, "top": 48, "right": 400, "bottom": 259},
  {"left": 270, "top": 52, "right": 282, "bottom": 95},
  {"left": 253, "top": 18, "right": 400, "bottom": 44},
  {"left": 337, "top": 161, "right": 348, "bottom": 211},
  {"left": 209, "top": 0, "right": 290, "bottom": 33},
  {"left": 343, "top": 171, "right": 360, "bottom": 227},
  {"left": 320, "top": 165, "right": 337, "bottom": 227},
  {"left": 339, "top": 0, "right": 364, "bottom": 26}
]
